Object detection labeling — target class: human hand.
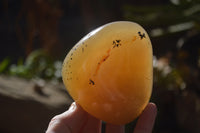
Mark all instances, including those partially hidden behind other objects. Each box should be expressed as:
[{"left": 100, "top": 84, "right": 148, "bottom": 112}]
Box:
[{"left": 46, "top": 102, "right": 157, "bottom": 133}]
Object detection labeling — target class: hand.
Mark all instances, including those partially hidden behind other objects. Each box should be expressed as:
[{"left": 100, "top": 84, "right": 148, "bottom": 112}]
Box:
[{"left": 46, "top": 102, "right": 157, "bottom": 133}]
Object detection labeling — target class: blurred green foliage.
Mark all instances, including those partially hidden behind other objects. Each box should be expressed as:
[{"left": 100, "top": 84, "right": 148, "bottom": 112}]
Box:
[
  {"left": 0, "top": 50, "right": 62, "bottom": 81},
  {"left": 123, "top": 0, "right": 200, "bottom": 37},
  {"left": 0, "top": 57, "right": 10, "bottom": 73}
]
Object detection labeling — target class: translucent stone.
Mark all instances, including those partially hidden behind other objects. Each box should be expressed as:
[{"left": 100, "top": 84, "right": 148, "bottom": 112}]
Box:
[{"left": 62, "top": 21, "right": 153, "bottom": 125}]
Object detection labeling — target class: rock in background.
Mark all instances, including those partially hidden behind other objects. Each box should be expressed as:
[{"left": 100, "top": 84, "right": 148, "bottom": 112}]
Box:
[{"left": 0, "top": 76, "right": 73, "bottom": 133}]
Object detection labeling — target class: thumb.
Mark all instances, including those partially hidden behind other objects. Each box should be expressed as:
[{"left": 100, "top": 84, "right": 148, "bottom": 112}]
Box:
[{"left": 133, "top": 103, "right": 157, "bottom": 133}]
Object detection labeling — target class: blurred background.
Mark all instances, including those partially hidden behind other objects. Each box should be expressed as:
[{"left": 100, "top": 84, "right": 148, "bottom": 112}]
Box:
[{"left": 0, "top": 0, "right": 200, "bottom": 133}]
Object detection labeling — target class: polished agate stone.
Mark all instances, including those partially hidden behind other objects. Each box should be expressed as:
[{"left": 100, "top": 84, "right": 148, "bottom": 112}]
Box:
[{"left": 62, "top": 21, "right": 153, "bottom": 125}]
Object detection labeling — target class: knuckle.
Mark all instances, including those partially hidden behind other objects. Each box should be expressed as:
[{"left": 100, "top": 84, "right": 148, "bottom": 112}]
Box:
[
  {"left": 46, "top": 115, "right": 72, "bottom": 133},
  {"left": 49, "top": 115, "right": 62, "bottom": 126},
  {"left": 46, "top": 115, "right": 63, "bottom": 133}
]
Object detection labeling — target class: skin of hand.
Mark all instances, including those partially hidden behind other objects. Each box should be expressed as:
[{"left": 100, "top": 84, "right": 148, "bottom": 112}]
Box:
[{"left": 46, "top": 102, "right": 157, "bottom": 133}]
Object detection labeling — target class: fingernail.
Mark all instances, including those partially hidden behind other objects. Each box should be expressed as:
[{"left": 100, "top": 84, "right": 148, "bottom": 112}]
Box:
[
  {"left": 69, "top": 102, "right": 76, "bottom": 111},
  {"left": 148, "top": 103, "right": 157, "bottom": 113}
]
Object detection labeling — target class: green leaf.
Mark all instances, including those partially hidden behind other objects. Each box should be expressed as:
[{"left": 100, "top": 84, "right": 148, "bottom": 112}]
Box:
[{"left": 0, "top": 58, "right": 10, "bottom": 73}]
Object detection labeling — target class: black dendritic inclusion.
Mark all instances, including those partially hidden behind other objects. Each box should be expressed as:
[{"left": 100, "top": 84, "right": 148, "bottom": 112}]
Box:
[
  {"left": 112, "top": 40, "right": 121, "bottom": 48},
  {"left": 138, "top": 32, "right": 146, "bottom": 39},
  {"left": 89, "top": 79, "right": 95, "bottom": 85}
]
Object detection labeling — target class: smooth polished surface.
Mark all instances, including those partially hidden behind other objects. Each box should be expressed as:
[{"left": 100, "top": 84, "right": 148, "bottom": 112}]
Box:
[{"left": 62, "top": 21, "right": 153, "bottom": 124}]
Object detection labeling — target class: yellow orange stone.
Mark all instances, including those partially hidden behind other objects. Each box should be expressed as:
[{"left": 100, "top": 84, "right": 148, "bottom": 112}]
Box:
[{"left": 62, "top": 21, "right": 153, "bottom": 125}]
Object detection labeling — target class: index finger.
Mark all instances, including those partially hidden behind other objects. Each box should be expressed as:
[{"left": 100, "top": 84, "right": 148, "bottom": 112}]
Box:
[{"left": 46, "top": 102, "right": 101, "bottom": 133}]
